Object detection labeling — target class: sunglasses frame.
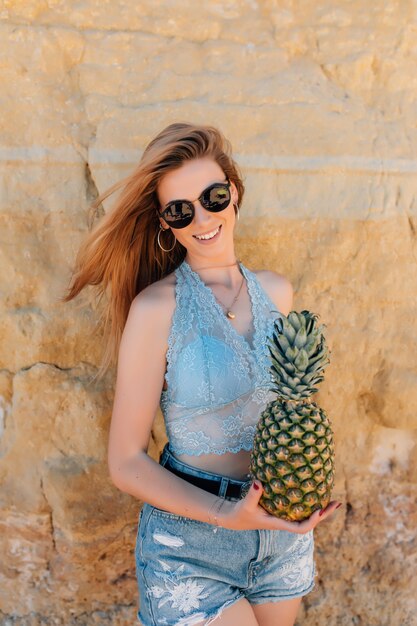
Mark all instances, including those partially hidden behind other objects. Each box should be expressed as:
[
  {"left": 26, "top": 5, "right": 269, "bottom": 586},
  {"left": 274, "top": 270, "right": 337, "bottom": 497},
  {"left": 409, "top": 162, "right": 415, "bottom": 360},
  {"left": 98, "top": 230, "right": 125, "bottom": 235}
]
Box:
[{"left": 158, "top": 177, "right": 232, "bottom": 229}]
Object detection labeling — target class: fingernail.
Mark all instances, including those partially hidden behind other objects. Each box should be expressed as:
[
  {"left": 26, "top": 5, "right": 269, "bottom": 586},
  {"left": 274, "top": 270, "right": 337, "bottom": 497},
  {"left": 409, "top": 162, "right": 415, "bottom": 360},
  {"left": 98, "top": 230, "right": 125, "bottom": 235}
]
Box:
[
  {"left": 336, "top": 503, "right": 342, "bottom": 509},
  {"left": 319, "top": 508, "right": 325, "bottom": 516},
  {"left": 253, "top": 482, "right": 260, "bottom": 491}
]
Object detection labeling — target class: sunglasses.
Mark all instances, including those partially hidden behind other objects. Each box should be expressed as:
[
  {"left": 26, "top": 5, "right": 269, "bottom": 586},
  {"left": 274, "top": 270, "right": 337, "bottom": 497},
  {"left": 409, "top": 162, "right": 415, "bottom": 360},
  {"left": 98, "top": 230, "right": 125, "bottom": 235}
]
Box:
[{"left": 158, "top": 178, "right": 232, "bottom": 229}]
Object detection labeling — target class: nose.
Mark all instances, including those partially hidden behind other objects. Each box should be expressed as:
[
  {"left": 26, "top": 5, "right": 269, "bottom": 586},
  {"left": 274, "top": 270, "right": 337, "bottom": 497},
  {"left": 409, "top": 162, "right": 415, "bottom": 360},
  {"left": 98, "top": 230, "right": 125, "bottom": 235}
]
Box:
[{"left": 192, "top": 200, "right": 216, "bottom": 227}]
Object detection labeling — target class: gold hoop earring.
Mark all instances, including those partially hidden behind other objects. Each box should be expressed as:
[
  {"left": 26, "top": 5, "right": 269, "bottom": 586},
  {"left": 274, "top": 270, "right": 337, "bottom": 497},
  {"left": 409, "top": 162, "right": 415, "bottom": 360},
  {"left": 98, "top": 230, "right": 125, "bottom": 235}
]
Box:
[
  {"left": 157, "top": 224, "right": 177, "bottom": 252},
  {"left": 234, "top": 203, "right": 240, "bottom": 222}
]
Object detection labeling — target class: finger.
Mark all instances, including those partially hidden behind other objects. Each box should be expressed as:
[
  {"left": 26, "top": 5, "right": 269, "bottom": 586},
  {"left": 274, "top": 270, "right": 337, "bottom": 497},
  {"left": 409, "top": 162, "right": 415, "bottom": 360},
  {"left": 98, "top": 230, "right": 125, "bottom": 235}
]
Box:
[
  {"left": 320, "top": 501, "right": 341, "bottom": 515},
  {"left": 251, "top": 503, "right": 314, "bottom": 533},
  {"left": 272, "top": 502, "right": 342, "bottom": 533},
  {"left": 245, "top": 480, "right": 264, "bottom": 507},
  {"left": 265, "top": 515, "right": 314, "bottom": 534},
  {"left": 314, "top": 501, "right": 342, "bottom": 524}
]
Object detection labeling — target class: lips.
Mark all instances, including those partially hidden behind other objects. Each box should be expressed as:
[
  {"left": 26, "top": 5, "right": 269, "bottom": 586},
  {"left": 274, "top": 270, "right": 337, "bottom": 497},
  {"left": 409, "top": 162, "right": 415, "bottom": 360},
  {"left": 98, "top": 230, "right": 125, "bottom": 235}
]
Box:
[{"left": 193, "top": 225, "right": 221, "bottom": 240}]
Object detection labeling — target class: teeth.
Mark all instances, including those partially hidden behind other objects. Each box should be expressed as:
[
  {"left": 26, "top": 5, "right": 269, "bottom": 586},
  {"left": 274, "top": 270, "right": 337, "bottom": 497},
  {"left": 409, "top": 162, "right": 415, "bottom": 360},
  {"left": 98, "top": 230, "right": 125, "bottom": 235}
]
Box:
[{"left": 195, "top": 226, "right": 220, "bottom": 240}]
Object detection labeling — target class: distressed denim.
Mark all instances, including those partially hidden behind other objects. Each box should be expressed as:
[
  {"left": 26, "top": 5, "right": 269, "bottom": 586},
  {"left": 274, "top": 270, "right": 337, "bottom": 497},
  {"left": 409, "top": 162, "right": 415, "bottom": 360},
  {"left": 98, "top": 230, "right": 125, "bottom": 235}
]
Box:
[{"left": 135, "top": 447, "right": 316, "bottom": 626}]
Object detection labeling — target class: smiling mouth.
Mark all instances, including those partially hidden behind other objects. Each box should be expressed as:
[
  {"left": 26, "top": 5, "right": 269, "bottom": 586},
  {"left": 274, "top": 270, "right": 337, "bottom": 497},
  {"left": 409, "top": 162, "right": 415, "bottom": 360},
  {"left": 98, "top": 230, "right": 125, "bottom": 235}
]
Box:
[{"left": 193, "top": 225, "right": 222, "bottom": 240}]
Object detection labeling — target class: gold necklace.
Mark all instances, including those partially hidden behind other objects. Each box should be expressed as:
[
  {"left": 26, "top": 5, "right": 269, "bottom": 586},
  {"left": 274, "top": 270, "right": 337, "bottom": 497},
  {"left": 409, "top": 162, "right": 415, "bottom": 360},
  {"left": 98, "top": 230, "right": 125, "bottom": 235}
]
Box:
[
  {"left": 221, "top": 274, "right": 245, "bottom": 319},
  {"left": 186, "top": 259, "right": 244, "bottom": 319}
]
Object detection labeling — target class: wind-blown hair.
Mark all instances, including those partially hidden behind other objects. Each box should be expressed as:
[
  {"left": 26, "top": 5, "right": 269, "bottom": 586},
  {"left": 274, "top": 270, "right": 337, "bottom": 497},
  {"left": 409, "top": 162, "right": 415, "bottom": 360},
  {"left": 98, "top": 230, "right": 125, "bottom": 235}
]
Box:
[{"left": 61, "top": 122, "right": 245, "bottom": 381}]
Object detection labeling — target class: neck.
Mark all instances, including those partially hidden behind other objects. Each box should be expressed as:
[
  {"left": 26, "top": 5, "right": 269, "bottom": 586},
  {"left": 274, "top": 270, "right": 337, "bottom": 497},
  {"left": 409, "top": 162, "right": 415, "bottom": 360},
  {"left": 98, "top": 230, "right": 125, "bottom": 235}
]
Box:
[{"left": 184, "top": 255, "right": 243, "bottom": 289}]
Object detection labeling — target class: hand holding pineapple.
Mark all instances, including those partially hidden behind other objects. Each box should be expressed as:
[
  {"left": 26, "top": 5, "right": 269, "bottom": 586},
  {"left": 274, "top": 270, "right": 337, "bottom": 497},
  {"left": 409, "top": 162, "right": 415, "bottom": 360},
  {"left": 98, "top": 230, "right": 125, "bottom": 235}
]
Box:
[
  {"left": 249, "top": 310, "right": 337, "bottom": 522},
  {"left": 217, "top": 309, "right": 341, "bottom": 533},
  {"left": 218, "top": 479, "right": 341, "bottom": 533}
]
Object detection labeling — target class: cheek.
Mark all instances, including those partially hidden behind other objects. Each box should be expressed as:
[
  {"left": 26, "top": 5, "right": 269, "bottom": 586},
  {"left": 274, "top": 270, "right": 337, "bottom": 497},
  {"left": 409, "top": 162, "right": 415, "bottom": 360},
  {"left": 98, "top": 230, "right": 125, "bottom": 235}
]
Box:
[
  {"left": 172, "top": 227, "right": 193, "bottom": 245},
  {"left": 226, "top": 204, "right": 237, "bottom": 221},
  {"left": 216, "top": 201, "right": 236, "bottom": 222}
]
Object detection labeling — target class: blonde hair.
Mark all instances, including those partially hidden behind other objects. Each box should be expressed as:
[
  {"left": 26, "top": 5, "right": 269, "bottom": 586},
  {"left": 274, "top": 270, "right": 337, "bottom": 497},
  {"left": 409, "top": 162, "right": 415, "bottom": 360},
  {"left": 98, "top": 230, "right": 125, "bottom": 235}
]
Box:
[{"left": 61, "top": 122, "right": 245, "bottom": 381}]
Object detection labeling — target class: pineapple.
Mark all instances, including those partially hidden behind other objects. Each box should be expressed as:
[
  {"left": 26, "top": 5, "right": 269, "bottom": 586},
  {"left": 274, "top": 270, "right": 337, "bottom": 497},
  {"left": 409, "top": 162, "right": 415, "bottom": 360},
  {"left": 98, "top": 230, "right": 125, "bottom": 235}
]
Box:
[{"left": 249, "top": 310, "right": 334, "bottom": 521}]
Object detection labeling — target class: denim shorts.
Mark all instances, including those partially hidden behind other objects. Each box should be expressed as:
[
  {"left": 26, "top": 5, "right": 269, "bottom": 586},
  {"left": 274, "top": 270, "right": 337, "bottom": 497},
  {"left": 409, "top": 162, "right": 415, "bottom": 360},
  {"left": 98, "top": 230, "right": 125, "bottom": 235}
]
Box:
[{"left": 135, "top": 445, "right": 316, "bottom": 626}]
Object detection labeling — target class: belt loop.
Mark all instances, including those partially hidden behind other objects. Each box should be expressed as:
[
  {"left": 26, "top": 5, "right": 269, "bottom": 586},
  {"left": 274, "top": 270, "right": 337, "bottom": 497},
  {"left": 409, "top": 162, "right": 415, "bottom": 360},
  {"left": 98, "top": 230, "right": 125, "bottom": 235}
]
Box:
[{"left": 218, "top": 477, "right": 229, "bottom": 498}]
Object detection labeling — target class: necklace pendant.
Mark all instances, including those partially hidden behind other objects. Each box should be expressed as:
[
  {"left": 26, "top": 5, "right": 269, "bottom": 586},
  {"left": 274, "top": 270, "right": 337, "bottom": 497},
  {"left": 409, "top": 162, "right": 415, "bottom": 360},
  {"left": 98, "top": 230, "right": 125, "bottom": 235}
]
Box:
[{"left": 226, "top": 311, "right": 236, "bottom": 319}]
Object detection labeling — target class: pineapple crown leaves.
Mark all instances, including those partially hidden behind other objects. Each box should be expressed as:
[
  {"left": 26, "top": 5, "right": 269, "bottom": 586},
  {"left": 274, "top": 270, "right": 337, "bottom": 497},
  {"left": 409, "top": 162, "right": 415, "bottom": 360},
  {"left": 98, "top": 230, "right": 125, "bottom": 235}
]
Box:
[{"left": 267, "top": 310, "right": 331, "bottom": 399}]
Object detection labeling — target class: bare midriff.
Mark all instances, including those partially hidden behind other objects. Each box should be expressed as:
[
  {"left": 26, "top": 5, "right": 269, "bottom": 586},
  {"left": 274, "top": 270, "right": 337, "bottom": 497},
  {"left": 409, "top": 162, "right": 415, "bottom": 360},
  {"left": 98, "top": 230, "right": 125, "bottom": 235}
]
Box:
[{"left": 174, "top": 448, "right": 252, "bottom": 481}]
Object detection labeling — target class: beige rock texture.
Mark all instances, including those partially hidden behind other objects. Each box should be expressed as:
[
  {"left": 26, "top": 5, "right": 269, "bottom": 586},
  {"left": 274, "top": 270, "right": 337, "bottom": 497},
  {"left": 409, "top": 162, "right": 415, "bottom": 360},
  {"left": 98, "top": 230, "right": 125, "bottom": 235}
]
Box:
[{"left": 0, "top": 1, "right": 416, "bottom": 624}]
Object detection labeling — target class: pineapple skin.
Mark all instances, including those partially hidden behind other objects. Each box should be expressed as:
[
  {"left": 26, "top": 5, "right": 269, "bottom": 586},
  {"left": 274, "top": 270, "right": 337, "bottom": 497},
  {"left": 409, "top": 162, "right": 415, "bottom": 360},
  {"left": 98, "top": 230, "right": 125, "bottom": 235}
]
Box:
[{"left": 250, "top": 398, "right": 335, "bottom": 522}]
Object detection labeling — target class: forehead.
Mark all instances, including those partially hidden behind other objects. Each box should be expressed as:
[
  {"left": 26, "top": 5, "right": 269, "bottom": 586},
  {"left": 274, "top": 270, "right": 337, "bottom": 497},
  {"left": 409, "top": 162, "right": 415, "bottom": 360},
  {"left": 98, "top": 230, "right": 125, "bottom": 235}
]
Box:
[{"left": 157, "top": 158, "right": 225, "bottom": 204}]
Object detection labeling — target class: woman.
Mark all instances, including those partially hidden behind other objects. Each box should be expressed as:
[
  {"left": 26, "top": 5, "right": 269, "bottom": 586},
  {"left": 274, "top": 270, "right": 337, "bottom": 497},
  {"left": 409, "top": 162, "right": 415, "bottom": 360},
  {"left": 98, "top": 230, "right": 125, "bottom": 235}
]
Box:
[{"left": 64, "top": 122, "right": 341, "bottom": 626}]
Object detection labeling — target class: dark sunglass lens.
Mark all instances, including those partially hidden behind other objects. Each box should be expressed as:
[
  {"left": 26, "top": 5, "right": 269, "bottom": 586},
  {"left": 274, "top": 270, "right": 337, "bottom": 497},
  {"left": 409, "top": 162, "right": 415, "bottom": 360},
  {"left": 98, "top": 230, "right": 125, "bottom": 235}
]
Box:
[
  {"left": 163, "top": 201, "right": 193, "bottom": 228},
  {"left": 202, "top": 184, "right": 230, "bottom": 211}
]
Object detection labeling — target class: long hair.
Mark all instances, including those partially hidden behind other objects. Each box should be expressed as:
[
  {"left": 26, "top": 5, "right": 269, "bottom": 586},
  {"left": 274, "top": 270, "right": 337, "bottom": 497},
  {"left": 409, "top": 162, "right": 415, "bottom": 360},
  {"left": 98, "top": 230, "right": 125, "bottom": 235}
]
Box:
[{"left": 61, "top": 122, "right": 245, "bottom": 381}]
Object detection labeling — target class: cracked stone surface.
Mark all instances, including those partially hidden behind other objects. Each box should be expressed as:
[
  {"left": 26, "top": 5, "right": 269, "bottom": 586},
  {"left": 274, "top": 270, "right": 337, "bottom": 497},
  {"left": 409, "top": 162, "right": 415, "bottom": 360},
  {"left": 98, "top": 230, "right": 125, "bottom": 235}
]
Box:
[{"left": 1, "top": 2, "right": 417, "bottom": 625}]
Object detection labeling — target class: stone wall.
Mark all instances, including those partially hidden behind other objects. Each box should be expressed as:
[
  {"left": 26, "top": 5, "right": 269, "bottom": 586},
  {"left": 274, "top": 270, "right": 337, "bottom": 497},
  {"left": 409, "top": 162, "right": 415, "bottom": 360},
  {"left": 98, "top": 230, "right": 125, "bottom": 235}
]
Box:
[{"left": 0, "top": 1, "right": 416, "bottom": 624}]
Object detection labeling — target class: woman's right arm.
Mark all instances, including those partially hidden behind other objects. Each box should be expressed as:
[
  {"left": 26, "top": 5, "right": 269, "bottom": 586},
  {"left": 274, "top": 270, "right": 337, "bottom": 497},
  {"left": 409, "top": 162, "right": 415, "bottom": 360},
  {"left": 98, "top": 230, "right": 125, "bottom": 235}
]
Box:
[
  {"left": 107, "top": 284, "right": 234, "bottom": 524},
  {"left": 107, "top": 285, "right": 341, "bottom": 533}
]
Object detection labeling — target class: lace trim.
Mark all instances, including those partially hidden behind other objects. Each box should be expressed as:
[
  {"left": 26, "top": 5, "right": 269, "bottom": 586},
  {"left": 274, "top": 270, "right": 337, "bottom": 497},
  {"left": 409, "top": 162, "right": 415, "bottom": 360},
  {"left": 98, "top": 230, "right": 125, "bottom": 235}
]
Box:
[
  {"left": 182, "top": 259, "right": 255, "bottom": 376},
  {"left": 167, "top": 440, "right": 256, "bottom": 456},
  {"left": 162, "top": 266, "right": 184, "bottom": 400},
  {"left": 162, "top": 261, "right": 252, "bottom": 407},
  {"left": 181, "top": 259, "right": 260, "bottom": 352},
  {"left": 160, "top": 260, "right": 283, "bottom": 413}
]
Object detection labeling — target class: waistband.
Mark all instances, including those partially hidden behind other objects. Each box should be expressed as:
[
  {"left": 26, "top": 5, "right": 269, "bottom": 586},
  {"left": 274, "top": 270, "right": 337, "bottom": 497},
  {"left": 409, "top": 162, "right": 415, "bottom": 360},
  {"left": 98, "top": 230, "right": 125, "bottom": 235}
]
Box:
[{"left": 159, "top": 443, "right": 253, "bottom": 500}]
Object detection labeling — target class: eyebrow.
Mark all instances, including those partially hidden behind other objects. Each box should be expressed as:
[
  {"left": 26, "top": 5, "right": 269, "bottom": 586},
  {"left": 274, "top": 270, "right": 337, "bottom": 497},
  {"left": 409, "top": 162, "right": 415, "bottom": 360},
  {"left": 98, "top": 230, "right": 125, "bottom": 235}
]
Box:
[{"left": 163, "top": 178, "right": 228, "bottom": 209}]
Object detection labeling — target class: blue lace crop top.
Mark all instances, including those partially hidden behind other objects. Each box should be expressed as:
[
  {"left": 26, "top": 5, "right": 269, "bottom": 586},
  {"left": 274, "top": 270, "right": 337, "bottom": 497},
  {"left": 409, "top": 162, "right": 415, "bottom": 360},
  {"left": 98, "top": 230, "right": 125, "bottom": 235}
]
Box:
[{"left": 160, "top": 258, "right": 285, "bottom": 456}]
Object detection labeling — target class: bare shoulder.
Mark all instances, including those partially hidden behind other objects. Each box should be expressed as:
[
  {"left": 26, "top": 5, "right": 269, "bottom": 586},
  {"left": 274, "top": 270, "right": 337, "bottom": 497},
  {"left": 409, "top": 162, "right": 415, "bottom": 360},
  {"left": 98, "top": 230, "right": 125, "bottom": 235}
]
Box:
[
  {"left": 132, "top": 269, "right": 176, "bottom": 307},
  {"left": 125, "top": 270, "right": 177, "bottom": 340},
  {"left": 253, "top": 269, "right": 294, "bottom": 317}
]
